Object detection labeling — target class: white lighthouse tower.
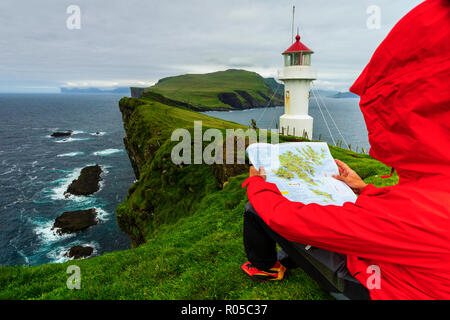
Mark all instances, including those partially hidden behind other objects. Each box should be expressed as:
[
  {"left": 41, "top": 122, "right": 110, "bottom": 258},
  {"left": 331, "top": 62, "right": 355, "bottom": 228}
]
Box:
[{"left": 278, "top": 33, "right": 317, "bottom": 139}]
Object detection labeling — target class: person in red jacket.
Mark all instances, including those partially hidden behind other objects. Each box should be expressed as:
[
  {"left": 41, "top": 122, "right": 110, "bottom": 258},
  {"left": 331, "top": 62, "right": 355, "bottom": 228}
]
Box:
[{"left": 241, "top": 0, "right": 450, "bottom": 300}]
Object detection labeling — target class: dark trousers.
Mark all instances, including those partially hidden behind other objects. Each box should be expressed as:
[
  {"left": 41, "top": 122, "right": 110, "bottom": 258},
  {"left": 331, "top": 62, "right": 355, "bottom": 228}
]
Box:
[{"left": 243, "top": 202, "right": 370, "bottom": 300}]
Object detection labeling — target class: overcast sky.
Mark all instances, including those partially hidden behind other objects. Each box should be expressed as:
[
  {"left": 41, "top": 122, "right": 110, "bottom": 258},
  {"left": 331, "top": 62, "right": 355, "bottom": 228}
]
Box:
[{"left": 0, "top": 0, "right": 423, "bottom": 93}]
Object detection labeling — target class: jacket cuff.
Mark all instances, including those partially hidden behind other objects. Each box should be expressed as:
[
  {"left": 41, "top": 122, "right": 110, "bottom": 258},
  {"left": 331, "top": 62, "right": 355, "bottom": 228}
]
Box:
[
  {"left": 241, "top": 175, "right": 265, "bottom": 188},
  {"left": 359, "top": 184, "right": 376, "bottom": 195}
]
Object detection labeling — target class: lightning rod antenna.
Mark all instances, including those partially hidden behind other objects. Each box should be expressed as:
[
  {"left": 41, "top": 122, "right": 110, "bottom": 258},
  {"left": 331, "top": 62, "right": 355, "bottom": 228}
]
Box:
[{"left": 292, "top": 5, "right": 295, "bottom": 43}]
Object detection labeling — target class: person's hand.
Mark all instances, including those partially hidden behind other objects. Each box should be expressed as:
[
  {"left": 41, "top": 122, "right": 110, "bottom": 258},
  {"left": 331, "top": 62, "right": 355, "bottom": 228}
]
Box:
[
  {"left": 249, "top": 166, "right": 266, "bottom": 181},
  {"left": 332, "top": 159, "right": 367, "bottom": 194}
]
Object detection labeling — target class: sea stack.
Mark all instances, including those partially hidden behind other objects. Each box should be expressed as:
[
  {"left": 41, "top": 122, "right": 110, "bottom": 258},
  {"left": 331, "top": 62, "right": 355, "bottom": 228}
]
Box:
[
  {"left": 66, "top": 245, "right": 94, "bottom": 259},
  {"left": 66, "top": 165, "right": 103, "bottom": 196},
  {"left": 51, "top": 130, "right": 73, "bottom": 137},
  {"left": 52, "top": 208, "right": 98, "bottom": 235}
]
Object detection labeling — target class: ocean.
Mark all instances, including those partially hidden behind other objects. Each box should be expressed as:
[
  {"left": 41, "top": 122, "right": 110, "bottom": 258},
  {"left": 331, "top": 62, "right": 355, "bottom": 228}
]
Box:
[
  {"left": 202, "top": 95, "right": 370, "bottom": 152},
  {"left": 0, "top": 94, "right": 135, "bottom": 266}
]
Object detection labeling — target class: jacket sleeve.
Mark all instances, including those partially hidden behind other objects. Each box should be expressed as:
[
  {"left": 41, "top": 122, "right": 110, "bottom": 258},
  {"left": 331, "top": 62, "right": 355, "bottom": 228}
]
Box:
[{"left": 242, "top": 176, "right": 445, "bottom": 267}]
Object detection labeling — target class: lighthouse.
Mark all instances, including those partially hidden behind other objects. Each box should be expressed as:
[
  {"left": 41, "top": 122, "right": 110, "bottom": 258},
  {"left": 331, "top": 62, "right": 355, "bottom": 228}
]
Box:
[{"left": 278, "top": 33, "right": 317, "bottom": 139}]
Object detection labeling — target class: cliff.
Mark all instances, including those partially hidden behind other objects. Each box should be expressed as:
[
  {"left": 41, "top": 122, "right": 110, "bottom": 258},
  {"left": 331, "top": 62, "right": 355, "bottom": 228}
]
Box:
[
  {"left": 130, "top": 87, "right": 146, "bottom": 98},
  {"left": 116, "top": 96, "right": 252, "bottom": 246}
]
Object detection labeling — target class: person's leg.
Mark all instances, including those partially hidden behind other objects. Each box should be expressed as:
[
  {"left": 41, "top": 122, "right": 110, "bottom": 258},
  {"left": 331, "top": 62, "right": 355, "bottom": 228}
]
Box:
[
  {"left": 243, "top": 202, "right": 277, "bottom": 270},
  {"left": 243, "top": 202, "right": 370, "bottom": 300}
]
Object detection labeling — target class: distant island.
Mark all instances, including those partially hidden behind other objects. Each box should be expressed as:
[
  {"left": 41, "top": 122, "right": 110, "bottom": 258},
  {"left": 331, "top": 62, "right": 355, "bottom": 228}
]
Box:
[
  {"left": 330, "top": 91, "right": 359, "bottom": 99},
  {"left": 130, "top": 69, "right": 284, "bottom": 111},
  {"left": 61, "top": 87, "right": 130, "bottom": 94}
]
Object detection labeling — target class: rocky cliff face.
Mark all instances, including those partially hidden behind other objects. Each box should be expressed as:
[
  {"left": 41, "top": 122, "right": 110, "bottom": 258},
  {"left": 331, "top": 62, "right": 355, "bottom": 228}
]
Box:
[
  {"left": 130, "top": 87, "right": 146, "bottom": 98},
  {"left": 132, "top": 88, "right": 282, "bottom": 111},
  {"left": 117, "top": 97, "right": 249, "bottom": 247},
  {"left": 217, "top": 89, "right": 282, "bottom": 109}
]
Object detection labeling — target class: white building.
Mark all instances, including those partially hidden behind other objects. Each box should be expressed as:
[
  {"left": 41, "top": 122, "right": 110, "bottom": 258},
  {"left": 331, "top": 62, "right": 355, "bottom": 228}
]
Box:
[{"left": 278, "top": 33, "right": 317, "bottom": 139}]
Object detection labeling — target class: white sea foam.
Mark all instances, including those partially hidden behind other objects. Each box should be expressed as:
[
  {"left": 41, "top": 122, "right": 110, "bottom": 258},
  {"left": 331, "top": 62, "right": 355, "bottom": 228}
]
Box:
[
  {"left": 49, "top": 167, "right": 82, "bottom": 201},
  {"left": 0, "top": 164, "right": 16, "bottom": 176},
  {"left": 94, "top": 207, "right": 110, "bottom": 222},
  {"left": 71, "top": 130, "right": 85, "bottom": 135},
  {"left": 92, "top": 148, "right": 123, "bottom": 156},
  {"left": 55, "top": 137, "right": 90, "bottom": 143},
  {"left": 56, "top": 152, "right": 85, "bottom": 157},
  {"left": 34, "top": 220, "right": 75, "bottom": 244},
  {"left": 46, "top": 245, "right": 71, "bottom": 263},
  {"left": 90, "top": 131, "right": 106, "bottom": 136},
  {"left": 17, "top": 250, "right": 30, "bottom": 265}
]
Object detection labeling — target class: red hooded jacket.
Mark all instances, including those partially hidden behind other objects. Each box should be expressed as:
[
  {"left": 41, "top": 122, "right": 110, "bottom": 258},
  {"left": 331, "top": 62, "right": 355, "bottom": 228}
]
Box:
[{"left": 243, "top": 0, "right": 450, "bottom": 299}]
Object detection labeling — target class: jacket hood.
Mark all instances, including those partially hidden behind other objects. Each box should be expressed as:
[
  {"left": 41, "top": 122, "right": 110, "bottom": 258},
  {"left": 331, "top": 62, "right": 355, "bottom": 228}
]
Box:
[{"left": 350, "top": 0, "right": 450, "bottom": 179}]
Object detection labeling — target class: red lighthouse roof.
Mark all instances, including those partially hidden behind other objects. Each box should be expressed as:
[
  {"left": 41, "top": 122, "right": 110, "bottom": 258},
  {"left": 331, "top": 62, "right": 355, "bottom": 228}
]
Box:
[{"left": 283, "top": 34, "right": 313, "bottom": 54}]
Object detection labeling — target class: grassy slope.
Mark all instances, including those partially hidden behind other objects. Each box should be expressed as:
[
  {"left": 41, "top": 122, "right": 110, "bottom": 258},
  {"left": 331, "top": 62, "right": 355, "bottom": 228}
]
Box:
[
  {"left": 0, "top": 98, "right": 398, "bottom": 300},
  {"left": 147, "top": 69, "right": 281, "bottom": 109},
  {"left": 115, "top": 97, "right": 249, "bottom": 244}
]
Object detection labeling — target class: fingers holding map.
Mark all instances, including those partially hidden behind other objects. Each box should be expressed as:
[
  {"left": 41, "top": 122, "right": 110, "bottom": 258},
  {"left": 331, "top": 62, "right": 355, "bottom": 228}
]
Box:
[{"left": 246, "top": 142, "right": 357, "bottom": 206}]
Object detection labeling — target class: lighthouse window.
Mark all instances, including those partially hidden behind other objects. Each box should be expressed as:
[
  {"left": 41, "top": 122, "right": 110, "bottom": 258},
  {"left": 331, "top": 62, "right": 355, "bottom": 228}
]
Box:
[
  {"left": 284, "top": 54, "right": 292, "bottom": 66},
  {"left": 285, "top": 53, "right": 311, "bottom": 66},
  {"left": 293, "top": 53, "right": 300, "bottom": 65},
  {"left": 302, "top": 54, "right": 311, "bottom": 66}
]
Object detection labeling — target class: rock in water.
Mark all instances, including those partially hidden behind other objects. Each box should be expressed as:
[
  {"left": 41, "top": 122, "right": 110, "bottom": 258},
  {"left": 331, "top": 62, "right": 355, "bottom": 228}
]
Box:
[
  {"left": 66, "top": 165, "right": 102, "bottom": 196},
  {"left": 52, "top": 208, "right": 98, "bottom": 235},
  {"left": 66, "top": 245, "right": 94, "bottom": 259},
  {"left": 51, "top": 130, "right": 73, "bottom": 137}
]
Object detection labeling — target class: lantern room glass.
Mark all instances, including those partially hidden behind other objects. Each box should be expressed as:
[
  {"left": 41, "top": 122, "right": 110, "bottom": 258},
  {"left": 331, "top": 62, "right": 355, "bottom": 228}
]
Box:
[{"left": 284, "top": 53, "right": 311, "bottom": 66}]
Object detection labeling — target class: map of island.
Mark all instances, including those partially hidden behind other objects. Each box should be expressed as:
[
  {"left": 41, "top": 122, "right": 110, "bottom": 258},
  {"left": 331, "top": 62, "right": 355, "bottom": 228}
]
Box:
[
  {"left": 246, "top": 142, "right": 357, "bottom": 206},
  {"left": 273, "top": 146, "right": 334, "bottom": 203}
]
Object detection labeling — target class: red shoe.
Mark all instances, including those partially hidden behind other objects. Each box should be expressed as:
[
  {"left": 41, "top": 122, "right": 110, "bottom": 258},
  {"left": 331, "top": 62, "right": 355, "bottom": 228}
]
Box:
[{"left": 241, "top": 261, "right": 286, "bottom": 281}]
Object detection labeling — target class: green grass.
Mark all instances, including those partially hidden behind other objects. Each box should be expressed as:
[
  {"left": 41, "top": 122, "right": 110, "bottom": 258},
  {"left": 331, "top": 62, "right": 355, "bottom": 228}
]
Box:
[
  {"left": 146, "top": 69, "right": 282, "bottom": 109},
  {"left": 116, "top": 97, "right": 250, "bottom": 245},
  {"left": 0, "top": 96, "right": 398, "bottom": 300}
]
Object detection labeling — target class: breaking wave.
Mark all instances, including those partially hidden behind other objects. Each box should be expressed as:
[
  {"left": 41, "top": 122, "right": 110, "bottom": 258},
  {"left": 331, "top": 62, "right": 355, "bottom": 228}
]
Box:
[
  {"left": 92, "top": 148, "right": 123, "bottom": 156},
  {"left": 54, "top": 137, "right": 90, "bottom": 143},
  {"left": 56, "top": 152, "right": 85, "bottom": 157}
]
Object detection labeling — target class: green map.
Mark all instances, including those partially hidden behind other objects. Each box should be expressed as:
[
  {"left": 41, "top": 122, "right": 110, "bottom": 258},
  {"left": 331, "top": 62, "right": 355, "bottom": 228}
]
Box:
[
  {"left": 273, "top": 146, "right": 333, "bottom": 202},
  {"left": 246, "top": 142, "right": 357, "bottom": 206}
]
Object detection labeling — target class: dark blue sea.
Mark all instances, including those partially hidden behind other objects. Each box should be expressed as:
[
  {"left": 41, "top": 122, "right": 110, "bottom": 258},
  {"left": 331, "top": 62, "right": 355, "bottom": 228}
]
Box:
[
  {"left": 0, "top": 94, "right": 135, "bottom": 266},
  {"left": 202, "top": 95, "right": 370, "bottom": 152}
]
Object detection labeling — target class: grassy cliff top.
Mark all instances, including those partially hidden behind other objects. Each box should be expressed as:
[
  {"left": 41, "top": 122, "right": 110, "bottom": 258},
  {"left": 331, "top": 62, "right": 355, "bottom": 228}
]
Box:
[{"left": 146, "top": 69, "right": 283, "bottom": 109}]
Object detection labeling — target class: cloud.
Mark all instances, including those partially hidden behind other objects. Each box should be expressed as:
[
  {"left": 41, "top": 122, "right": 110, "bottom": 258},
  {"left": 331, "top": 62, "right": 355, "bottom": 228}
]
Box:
[{"left": 0, "top": 0, "right": 423, "bottom": 92}]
